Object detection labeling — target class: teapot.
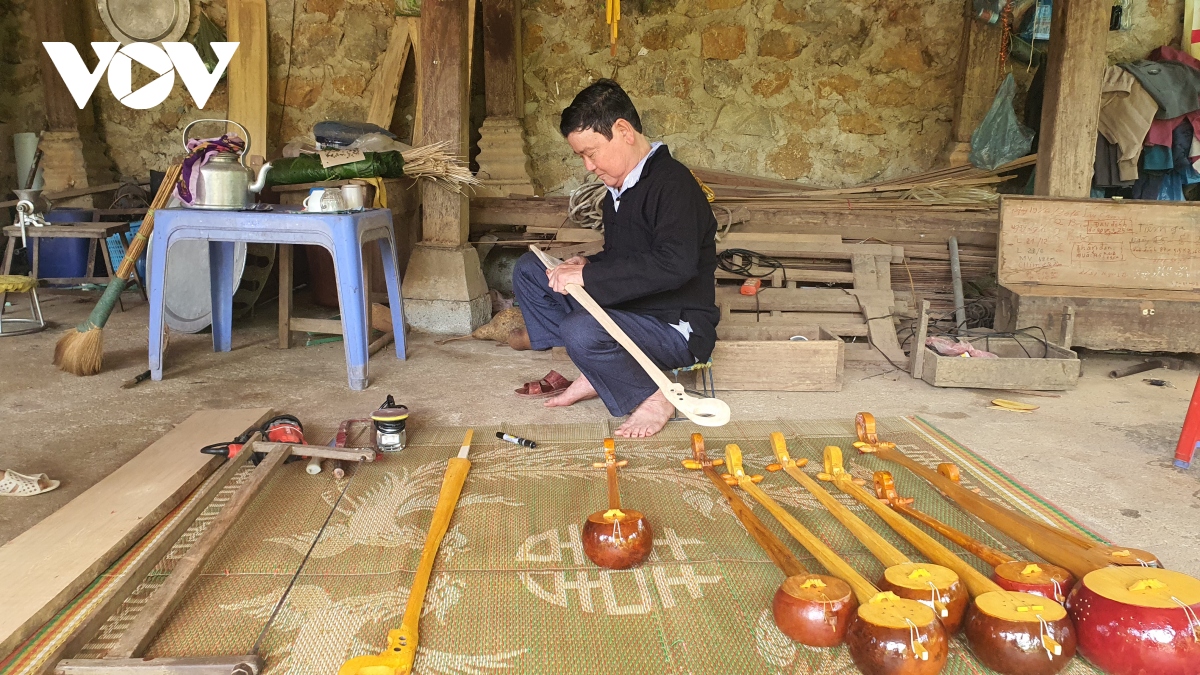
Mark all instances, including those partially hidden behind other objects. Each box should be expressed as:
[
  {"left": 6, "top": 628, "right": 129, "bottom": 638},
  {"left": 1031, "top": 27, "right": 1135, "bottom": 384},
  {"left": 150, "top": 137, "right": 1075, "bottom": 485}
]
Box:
[{"left": 182, "top": 119, "right": 273, "bottom": 210}]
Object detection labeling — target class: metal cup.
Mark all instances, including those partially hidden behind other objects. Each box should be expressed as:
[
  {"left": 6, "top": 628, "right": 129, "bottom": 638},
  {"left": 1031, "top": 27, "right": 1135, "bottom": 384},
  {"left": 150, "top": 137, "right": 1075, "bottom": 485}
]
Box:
[{"left": 341, "top": 183, "right": 366, "bottom": 211}]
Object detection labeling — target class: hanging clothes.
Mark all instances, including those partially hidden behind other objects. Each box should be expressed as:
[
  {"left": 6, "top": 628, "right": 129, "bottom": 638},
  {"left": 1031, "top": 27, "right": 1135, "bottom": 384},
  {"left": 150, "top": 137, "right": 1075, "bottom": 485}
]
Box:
[
  {"left": 1118, "top": 59, "right": 1200, "bottom": 119},
  {"left": 1094, "top": 133, "right": 1134, "bottom": 188},
  {"left": 1097, "top": 65, "right": 1158, "bottom": 181}
]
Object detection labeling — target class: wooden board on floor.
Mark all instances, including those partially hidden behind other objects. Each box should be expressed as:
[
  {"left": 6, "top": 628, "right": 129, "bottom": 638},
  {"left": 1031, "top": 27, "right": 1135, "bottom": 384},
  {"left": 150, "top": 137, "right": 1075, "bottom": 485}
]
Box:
[
  {"left": 0, "top": 408, "right": 274, "bottom": 657},
  {"left": 999, "top": 196, "right": 1200, "bottom": 291},
  {"left": 226, "top": 0, "right": 268, "bottom": 160}
]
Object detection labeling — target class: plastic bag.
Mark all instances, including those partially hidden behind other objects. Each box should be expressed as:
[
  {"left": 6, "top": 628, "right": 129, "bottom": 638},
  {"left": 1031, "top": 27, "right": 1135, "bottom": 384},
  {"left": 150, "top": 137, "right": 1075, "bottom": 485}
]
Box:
[
  {"left": 264, "top": 151, "right": 407, "bottom": 187},
  {"left": 969, "top": 74, "right": 1035, "bottom": 170},
  {"left": 313, "top": 121, "right": 396, "bottom": 149}
]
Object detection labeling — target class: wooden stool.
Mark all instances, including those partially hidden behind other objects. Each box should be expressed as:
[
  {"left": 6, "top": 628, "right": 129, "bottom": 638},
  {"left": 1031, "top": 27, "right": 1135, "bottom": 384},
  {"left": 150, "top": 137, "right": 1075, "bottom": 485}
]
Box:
[
  {"left": 1, "top": 221, "right": 148, "bottom": 311},
  {"left": 0, "top": 274, "right": 45, "bottom": 336}
]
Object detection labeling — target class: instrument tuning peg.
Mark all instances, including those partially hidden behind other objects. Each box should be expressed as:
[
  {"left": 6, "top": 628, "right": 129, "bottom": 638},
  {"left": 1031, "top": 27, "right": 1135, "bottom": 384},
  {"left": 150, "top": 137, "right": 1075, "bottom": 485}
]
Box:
[
  {"left": 851, "top": 477, "right": 867, "bottom": 486},
  {"left": 681, "top": 459, "right": 702, "bottom": 470},
  {"left": 615, "top": 460, "right": 628, "bottom": 467},
  {"left": 592, "top": 462, "right": 606, "bottom": 468},
  {"left": 794, "top": 457, "right": 810, "bottom": 467},
  {"left": 766, "top": 463, "right": 783, "bottom": 472},
  {"left": 750, "top": 475, "right": 764, "bottom": 483},
  {"left": 711, "top": 458, "right": 725, "bottom": 467},
  {"left": 721, "top": 474, "right": 738, "bottom": 486}
]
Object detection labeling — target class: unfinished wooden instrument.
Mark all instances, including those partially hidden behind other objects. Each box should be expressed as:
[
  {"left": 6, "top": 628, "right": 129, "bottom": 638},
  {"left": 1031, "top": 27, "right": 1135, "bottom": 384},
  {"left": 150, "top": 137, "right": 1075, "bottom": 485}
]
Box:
[
  {"left": 581, "top": 438, "right": 653, "bottom": 569},
  {"left": 530, "top": 245, "right": 730, "bottom": 427},
  {"left": 850, "top": 413, "right": 1200, "bottom": 675},
  {"left": 821, "top": 445, "right": 1076, "bottom": 675},
  {"left": 766, "top": 432, "right": 968, "bottom": 633},
  {"left": 686, "top": 433, "right": 854, "bottom": 646},
  {"left": 338, "top": 430, "right": 475, "bottom": 675},
  {"left": 873, "top": 471, "right": 1075, "bottom": 602},
  {"left": 723, "top": 443, "right": 949, "bottom": 675}
]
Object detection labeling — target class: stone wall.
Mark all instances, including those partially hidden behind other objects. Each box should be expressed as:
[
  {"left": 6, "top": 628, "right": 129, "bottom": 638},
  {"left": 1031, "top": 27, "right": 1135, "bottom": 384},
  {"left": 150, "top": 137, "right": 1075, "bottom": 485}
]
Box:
[
  {"left": 521, "top": 0, "right": 1186, "bottom": 194},
  {"left": 0, "top": 0, "right": 1184, "bottom": 188}
]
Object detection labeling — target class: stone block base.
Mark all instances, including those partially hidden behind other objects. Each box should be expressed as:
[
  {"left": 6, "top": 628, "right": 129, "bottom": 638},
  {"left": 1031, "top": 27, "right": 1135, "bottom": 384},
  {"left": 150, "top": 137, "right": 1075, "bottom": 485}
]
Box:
[{"left": 403, "top": 296, "right": 492, "bottom": 335}]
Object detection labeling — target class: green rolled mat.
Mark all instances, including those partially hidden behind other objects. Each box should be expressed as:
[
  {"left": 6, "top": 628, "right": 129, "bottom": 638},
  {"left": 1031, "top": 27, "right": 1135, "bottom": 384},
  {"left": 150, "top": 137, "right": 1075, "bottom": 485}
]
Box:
[{"left": 264, "top": 151, "right": 407, "bottom": 187}]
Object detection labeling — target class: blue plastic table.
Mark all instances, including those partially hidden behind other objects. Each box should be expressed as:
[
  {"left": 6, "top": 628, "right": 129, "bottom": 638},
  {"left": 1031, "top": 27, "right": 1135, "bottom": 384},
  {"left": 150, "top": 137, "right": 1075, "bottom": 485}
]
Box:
[{"left": 148, "top": 206, "right": 406, "bottom": 390}]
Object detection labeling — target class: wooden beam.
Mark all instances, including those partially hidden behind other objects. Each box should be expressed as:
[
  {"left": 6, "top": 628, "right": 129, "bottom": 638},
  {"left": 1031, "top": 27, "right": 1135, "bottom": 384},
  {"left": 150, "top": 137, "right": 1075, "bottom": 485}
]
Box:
[
  {"left": 226, "top": 0, "right": 269, "bottom": 161},
  {"left": 0, "top": 409, "right": 274, "bottom": 658},
  {"left": 950, "top": 2, "right": 1005, "bottom": 144},
  {"left": 482, "top": 0, "right": 520, "bottom": 118},
  {"left": 367, "top": 17, "right": 413, "bottom": 129},
  {"left": 418, "top": 0, "right": 470, "bottom": 245},
  {"left": 106, "top": 445, "right": 291, "bottom": 659},
  {"left": 33, "top": 0, "right": 79, "bottom": 131},
  {"left": 1034, "top": 0, "right": 1109, "bottom": 197}
]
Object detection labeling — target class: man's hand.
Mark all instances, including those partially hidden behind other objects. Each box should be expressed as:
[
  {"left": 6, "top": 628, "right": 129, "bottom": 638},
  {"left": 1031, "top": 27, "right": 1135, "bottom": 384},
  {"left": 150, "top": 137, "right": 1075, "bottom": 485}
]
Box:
[
  {"left": 547, "top": 262, "right": 586, "bottom": 294},
  {"left": 563, "top": 256, "right": 590, "bottom": 266}
]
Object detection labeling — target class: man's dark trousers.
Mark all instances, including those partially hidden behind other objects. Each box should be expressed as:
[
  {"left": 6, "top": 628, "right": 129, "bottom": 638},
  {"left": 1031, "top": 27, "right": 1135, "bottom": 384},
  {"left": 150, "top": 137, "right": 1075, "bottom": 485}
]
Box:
[{"left": 512, "top": 252, "right": 694, "bottom": 416}]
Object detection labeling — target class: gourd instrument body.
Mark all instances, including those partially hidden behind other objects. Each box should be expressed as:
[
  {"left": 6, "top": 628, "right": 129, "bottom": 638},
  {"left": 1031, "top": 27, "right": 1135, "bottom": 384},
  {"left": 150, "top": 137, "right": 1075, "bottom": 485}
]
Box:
[
  {"left": 581, "top": 439, "right": 653, "bottom": 570},
  {"left": 767, "top": 433, "right": 968, "bottom": 634},
  {"left": 853, "top": 412, "right": 1200, "bottom": 675},
  {"left": 872, "top": 471, "right": 1075, "bottom": 603},
  {"left": 820, "top": 445, "right": 1076, "bottom": 675},
  {"left": 687, "top": 434, "right": 856, "bottom": 647},
  {"left": 723, "top": 443, "right": 949, "bottom": 675}
]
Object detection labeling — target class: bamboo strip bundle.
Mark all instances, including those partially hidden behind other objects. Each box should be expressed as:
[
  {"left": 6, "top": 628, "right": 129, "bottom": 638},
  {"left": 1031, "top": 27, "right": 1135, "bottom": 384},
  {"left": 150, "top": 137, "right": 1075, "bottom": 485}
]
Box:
[{"left": 699, "top": 155, "right": 1035, "bottom": 207}]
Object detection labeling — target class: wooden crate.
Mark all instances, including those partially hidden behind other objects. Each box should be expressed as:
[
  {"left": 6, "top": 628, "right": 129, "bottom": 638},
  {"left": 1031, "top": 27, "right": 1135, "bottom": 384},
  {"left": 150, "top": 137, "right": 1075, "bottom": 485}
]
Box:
[
  {"left": 995, "top": 284, "right": 1200, "bottom": 352},
  {"left": 918, "top": 336, "right": 1079, "bottom": 390},
  {"left": 711, "top": 325, "right": 844, "bottom": 391}
]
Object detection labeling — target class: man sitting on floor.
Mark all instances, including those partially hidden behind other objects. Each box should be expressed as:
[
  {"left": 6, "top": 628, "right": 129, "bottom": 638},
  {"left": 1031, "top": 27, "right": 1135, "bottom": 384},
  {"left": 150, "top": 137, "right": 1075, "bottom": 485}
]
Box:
[{"left": 511, "top": 79, "right": 719, "bottom": 438}]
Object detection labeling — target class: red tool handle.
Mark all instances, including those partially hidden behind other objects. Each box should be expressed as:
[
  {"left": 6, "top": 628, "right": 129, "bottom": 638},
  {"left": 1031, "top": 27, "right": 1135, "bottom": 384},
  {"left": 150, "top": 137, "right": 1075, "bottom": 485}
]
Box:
[{"left": 1174, "top": 375, "right": 1200, "bottom": 469}]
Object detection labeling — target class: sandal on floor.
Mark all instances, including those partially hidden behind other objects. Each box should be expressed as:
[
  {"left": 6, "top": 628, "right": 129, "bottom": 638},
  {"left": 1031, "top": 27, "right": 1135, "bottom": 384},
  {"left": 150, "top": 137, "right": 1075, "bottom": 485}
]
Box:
[
  {"left": 515, "top": 370, "right": 573, "bottom": 399},
  {"left": 0, "top": 469, "right": 61, "bottom": 497}
]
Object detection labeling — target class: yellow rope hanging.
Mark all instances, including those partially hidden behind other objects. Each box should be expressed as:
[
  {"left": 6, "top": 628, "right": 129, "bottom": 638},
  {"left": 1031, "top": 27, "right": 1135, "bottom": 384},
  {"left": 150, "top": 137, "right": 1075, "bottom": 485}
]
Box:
[{"left": 606, "top": 0, "right": 620, "bottom": 56}]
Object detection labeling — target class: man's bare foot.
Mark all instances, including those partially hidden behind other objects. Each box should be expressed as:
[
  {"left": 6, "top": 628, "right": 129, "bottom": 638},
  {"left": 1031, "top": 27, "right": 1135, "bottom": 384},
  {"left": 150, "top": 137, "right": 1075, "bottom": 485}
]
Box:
[
  {"left": 545, "top": 374, "right": 599, "bottom": 407},
  {"left": 508, "top": 328, "right": 531, "bottom": 351},
  {"left": 615, "top": 391, "right": 675, "bottom": 438}
]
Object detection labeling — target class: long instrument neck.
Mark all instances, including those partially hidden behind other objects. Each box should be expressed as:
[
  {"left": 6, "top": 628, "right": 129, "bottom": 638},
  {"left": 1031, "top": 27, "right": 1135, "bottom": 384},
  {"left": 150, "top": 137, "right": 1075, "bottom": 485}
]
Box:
[
  {"left": 400, "top": 456, "right": 471, "bottom": 633},
  {"left": 740, "top": 475, "right": 878, "bottom": 603},
  {"left": 876, "top": 448, "right": 1105, "bottom": 579},
  {"left": 700, "top": 465, "right": 808, "bottom": 578},
  {"left": 782, "top": 464, "right": 910, "bottom": 568},
  {"left": 835, "top": 475, "right": 1000, "bottom": 598},
  {"left": 891, "top": 500, "right": 1012, "bottom": 568},
  {"left": 606, "top": 463, "right": 621, "bottom": 511}
]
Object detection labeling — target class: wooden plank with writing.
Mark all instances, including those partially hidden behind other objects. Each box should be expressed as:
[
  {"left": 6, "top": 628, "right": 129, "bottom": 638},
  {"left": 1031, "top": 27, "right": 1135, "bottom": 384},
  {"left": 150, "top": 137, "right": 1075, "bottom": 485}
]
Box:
[{"left": 999, "top": 196, "right": 1200, "bottom": 291}]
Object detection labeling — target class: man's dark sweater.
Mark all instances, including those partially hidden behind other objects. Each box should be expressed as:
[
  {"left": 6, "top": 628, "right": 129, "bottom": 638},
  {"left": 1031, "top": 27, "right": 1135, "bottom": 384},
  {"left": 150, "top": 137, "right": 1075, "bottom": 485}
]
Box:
[{"left": 581, "top": 145, "right": 720, "bottom": 360}]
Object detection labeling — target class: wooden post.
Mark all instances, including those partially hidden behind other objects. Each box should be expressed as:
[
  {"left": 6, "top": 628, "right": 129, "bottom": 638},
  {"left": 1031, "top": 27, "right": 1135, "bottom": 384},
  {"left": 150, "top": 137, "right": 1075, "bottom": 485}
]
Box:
[
  {"left": 419, "top": 0, "right": 469, "bottom": 247},
  {"left": 483, "top": 0, "right": 520, "bottom": 118},
  {"left": 947, "top": 2, "right": 1005, "bottom": 165},
  {"left": 1034, "top": 0, "right": 1109, "bottom": 197},
  {"left": 33, "top": 0, "right": 96, "bottom": 206},
  {"left": 34, "top": 0, "right": 77, "bottom": 132},
  {"left": 403, "top": 0, "right": 490, "bottom": 332},
  {"left": 474, "top": 0, "right": 536, "bottom": 196}
]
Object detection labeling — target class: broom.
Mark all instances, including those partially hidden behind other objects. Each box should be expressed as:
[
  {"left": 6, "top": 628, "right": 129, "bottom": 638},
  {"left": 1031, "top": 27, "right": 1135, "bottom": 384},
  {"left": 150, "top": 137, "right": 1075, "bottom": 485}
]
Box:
[{"left": 53, "top": 162, "right": 182, "bottom": 375}]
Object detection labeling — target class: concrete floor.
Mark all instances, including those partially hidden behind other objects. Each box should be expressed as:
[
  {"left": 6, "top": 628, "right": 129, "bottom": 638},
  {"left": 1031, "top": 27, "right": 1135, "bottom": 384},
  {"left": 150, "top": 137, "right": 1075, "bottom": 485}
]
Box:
[{"left": 2, "top": 291, "right": 1198, "bottom": 576}]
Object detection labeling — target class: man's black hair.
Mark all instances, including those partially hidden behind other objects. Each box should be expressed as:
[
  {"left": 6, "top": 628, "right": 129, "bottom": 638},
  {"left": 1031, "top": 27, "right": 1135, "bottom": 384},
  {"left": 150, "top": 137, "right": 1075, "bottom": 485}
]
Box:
[{"left": 559, "top": 79, "right": 642, "bottom": 139}]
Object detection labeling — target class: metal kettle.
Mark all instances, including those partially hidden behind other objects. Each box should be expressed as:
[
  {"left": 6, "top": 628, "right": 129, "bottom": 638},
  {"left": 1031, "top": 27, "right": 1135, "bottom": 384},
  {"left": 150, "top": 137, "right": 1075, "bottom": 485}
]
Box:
[{"left": 182, "top": 119, "right": 273, "bottom": 210}]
